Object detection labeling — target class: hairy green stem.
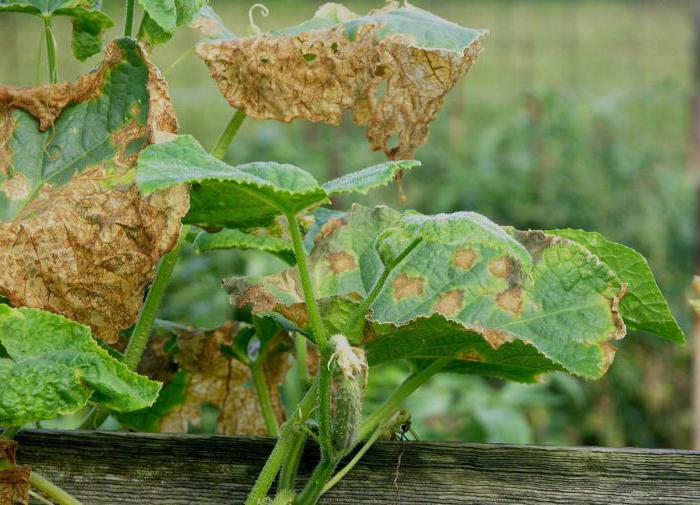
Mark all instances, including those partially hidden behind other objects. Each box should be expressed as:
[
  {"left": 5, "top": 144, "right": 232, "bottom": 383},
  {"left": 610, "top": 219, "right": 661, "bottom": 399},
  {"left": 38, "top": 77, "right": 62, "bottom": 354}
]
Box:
[
  {"left": 0, "top": 460, "right": 82, "bottom": 505},
  {"left": 250, "top": 362, "right": 280, "bottom": 436},
  {"left": 42, "top": 16, "right": 57, "bottom": 83},
  {"left": 295, "top": 457, "right": 336, "bottom": 505},
  {"left": 357, "top": 359, "right": 450, "bottom": 442},
  {"left": 342, "top": 237, "right": 422, "bottom": 336},
  {"left": 286, "top": 213, "right": 332, "bottom": 458},
  {"left": 278, "top": 430, "right": 307, "bottom": 492},
  {"left": 211, "top": 109, "right": 247, "bottom": 160},
  {"left": 322, "top": 424, "right": 383, "bottom": 495},
  {"left": 34, "top": 29, "right": 43, "bottom": 85},
  {"left": 294, "top": 334, "right": 311, "bottom": 386},
  {"left": 124, "top": 0, "right": 135, "bottom": 37},
  {"left": 245, "top": 382, "right": 318, "bottom": 505},
  {"left": 124, "top": 237, "right": 183, "bottom": 370}
]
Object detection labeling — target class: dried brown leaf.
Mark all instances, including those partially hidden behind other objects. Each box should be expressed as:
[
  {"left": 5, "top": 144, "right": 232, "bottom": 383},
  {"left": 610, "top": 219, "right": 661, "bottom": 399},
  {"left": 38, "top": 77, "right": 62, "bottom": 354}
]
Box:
[
  {"left": 196, "top": 3, "right": 486, "bottom": 159},
  {"left": 158, "top": 322, "right": 291, "bottom": 435},
  {"left": 0, "top": 39, "right": 188, "bottom": 343}
]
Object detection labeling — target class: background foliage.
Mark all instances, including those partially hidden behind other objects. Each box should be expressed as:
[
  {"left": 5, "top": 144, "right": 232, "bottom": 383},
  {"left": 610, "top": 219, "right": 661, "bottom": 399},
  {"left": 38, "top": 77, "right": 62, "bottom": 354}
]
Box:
[{"left": 0, "top": 0, "right": 692, "bottom": 448}]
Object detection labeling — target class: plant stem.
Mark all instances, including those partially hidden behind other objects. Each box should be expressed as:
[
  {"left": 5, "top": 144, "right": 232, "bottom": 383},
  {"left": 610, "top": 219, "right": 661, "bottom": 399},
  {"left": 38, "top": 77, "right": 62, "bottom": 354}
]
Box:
[
  {"left": 245, "top": 382, "right": 318, "bottom": 505},
  {"left": 211, "top": 109, "right": 247, "bottom": 160},
  {"left": 80, "top": 234, "right": 184, "bottom": 430},
  {"left": 286, "top": 213, "right": 332, "bottom": 458},
  {"left": 2, "top": 427, "right": 18, "bottom": 440},
  {"left": 294, "top": 333, "right": 311, "bottom": 386},
  {"left": 321, "top": 425, "right": 383, "bottom": 495},
  {"left": 124, "top": 0, "right": 136, "bottom": 37},
  {"left": 124, "top": 236, "right": 183, "bottom": 370},
  {"left": 278, "top": 430, "right": 307, "bottom": 492},
  {"left": 30, "top": 471, "right": 83, "bottom": 505},
  {"left": 295, "top": 457, "right": 335, "bottom": 505},
  {"left": 42, "top": 16, "right": 57, "bottom": 84},
  {"left": 250, "top": 362, "right": 280, "bottom": 436},
  {"left": 357, "top": 359, "right": 450, "bottom": 442},
  {"left": 0, "top": 460, "right": 82, "bottom": 505},
  {"left": 34, "top": 29, "right": 43, "bottom": 85}
]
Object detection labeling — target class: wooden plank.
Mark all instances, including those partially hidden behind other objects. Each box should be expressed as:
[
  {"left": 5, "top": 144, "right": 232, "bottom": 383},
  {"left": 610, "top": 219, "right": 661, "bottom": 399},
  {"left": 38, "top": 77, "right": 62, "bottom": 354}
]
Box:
[{"left": 12, "top": 430, "right": 700, "bottom": 504}]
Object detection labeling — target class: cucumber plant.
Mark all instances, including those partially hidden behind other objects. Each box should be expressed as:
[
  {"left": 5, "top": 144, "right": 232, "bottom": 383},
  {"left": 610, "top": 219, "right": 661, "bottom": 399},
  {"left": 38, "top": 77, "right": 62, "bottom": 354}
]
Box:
[{"left": 0, "top": 1, "right": 685, "bottom": 505}]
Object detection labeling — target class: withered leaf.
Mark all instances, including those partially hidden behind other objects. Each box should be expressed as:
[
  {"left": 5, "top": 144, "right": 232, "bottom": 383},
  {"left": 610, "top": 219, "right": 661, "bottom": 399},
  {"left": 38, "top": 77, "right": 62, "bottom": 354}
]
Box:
[
  {"left": 0, "top": 38, "right": 189, "bottom": 343},
  {"left": 122, "top": 322, "right": 291, "bottom": 435},
  {"left": 196, "top": 2, "right": 487, "bottom": 159},
  {"left": 0, "top": 439, "right": 28, "bottom": 505}
]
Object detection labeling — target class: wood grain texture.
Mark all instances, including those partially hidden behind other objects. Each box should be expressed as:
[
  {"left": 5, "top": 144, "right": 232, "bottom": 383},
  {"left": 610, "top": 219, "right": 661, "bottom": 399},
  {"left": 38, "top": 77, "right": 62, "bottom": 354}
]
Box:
[{"left": 12, "top": 430, "right": 700, "bottom": 504}]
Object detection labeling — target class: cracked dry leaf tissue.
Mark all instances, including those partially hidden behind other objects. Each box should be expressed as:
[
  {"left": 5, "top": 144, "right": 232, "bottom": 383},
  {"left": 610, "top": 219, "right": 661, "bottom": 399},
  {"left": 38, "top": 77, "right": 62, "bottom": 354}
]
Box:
[
  {"left": 0, "top": 39, "right": 189, "bottom": 343},
  {"left": 196, "top": 2, "right": 487, "bottom": 159}
]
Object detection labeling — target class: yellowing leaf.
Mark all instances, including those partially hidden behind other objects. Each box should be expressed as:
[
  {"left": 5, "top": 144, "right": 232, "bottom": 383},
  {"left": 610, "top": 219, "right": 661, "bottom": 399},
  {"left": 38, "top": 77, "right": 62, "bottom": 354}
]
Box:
[
  {"left": 0, "top": 39, "right": 189, "bottom": 343},
  {"left": 196, "top": 2, "right": 486, "bottom": 159}
]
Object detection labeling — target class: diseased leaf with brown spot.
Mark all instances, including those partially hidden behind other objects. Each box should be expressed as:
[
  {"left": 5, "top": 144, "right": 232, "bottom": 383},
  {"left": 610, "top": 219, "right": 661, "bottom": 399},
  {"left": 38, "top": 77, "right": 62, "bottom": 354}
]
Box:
[
  {"left": 225, "top": 204, "right": 633, "bottom": 381},
  {"left": 0, "top": 38, "right": 188, "bottom": 343},
  {"left": 196, "top": 2, "right": 486, "bottom": 159},
  {"left": 0, "top": 438, "right": 28, "bottom": 505}
]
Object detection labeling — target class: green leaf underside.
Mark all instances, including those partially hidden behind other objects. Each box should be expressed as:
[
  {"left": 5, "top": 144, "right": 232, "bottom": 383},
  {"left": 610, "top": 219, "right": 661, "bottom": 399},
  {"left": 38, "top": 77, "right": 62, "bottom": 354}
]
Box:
[
  {"left": 139, "top": 0, "right": 208, "bottom": 46},
  {"left": 0, "top": 305, "right": 161, "bottom": 426},
  {"left": 275, "top": 2, "right": 487, "bottom": 53},
  {"left": 226, "top": 205, "right": 638, "bottom": 380},
  {"left": 0, "top": 1, "right": 113, "bottom": 61},
  {"left": 193, "top": 228, "right": 296, "bottom": 264},
  {"left": 136, "top": 135, "right": 418, "bottom": 227},
  {"left": 114, "top": 370, "right": 189, "bottom": 432},
  {"left": 0, "top": 38, "right": 150, "bottom": 222},
  {"left": 321, "top": 160, "right": 420, "bottom": 195},
  {"left": 549, "top": 229, "right": 685, "bottom": 344}
]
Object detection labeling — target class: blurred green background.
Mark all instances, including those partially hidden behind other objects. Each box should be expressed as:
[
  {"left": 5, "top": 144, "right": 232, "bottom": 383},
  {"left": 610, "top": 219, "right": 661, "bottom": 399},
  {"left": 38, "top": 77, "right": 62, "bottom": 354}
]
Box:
[{"left": 0, "top": 0, "right": 694, "bottom": 448}]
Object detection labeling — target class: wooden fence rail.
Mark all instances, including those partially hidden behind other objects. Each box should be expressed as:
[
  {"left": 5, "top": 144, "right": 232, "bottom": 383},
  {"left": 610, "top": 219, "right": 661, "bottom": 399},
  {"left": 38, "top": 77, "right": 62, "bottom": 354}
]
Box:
[{"left": 11, "top": 430, "right": 700, "bottom": 504}]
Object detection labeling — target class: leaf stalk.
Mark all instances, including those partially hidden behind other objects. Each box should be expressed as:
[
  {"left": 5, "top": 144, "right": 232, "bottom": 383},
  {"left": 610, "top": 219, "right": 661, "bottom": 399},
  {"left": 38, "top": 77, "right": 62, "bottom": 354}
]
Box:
[
  {"left": 250, "top": 361, "right": 280, "bottom": 436},
  {"left": 42, "top": 16, "right": 57, "bottom": 84},
  {"left": 124, "top": 0, "right": 136, "bottom": 38}
]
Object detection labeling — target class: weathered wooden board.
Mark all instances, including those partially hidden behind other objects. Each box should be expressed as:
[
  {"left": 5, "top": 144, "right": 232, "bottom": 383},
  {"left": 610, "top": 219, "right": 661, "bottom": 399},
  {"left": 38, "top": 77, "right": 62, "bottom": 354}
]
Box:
[{"left": 12, "top": 430, "right": 700, "bottom": 504}]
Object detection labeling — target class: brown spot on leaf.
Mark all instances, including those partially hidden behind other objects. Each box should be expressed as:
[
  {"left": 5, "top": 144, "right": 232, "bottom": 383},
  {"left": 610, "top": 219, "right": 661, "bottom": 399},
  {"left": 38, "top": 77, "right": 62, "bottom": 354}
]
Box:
[
  {"left": 329, "top": 251, "right": 356, "bottom": 273},
  {"left": 488, "top": 256, "right": 511, "bottom": 278},
  {"left": 316, "top": 216, "right": 346, "bottom": 242},
  {"left": 599, "top": 341, "right": 618, "bottom": 374},
  {"left": 471, "top": 323, "right": 512, "bottom": 349},
  {"left": 610, "top": 282, "right": 628, "bottom": 341},
  {"left": 0, "top": 108, "right": 14, "bottom": 175},
  {"left": 392, "top": 273, "right": 424, "bottom": 300},
  {"left": 196, "top": 4, "right": 485, "bottom": 159},
  {"left": 496, "top": 287, "right": 523, "bottom": 315},
  {"left": 0, "top": 174, "right": 30, "bottom": 201},
  {"left": 435, "top": 289, "right": 463, "bottom": 317},
  {"left": 453, "top": 248, "right": 477, "bottom": 270},
  {"left": 457, "top": 351, "right": 482, "bottom": 361},
  {"left": 0, "top": 41, "right": 188, "bottom": 343}
]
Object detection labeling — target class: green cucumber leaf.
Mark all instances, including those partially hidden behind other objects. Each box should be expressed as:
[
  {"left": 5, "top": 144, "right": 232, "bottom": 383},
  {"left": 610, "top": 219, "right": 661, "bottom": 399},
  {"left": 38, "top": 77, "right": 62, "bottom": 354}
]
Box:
[
  {"left": 0, "top": 305, "right": 161, "bottom": 425},
  {"left": 193, "top": 228, "right": 295, "bottom": 264},
  {"left": 0, "top": 0, "right": 113, "bottom": 61},
  {"left": 114, "top": 371, "right": 189, "bottom": 432},
  {"left": 136, "top": 135, "right": 419, "bottom": 228},
  {"left": 138, "top": 0, "right": 209, "bottom": 47},
  {"left": 225, "top": 205, "right": 632, "bottom": 381},
  {"left": 549, "top": 228, "right": 685, "bottom": 344},
  {"left": 322, "top": 160, "right": 420, "bottom": 196}
]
